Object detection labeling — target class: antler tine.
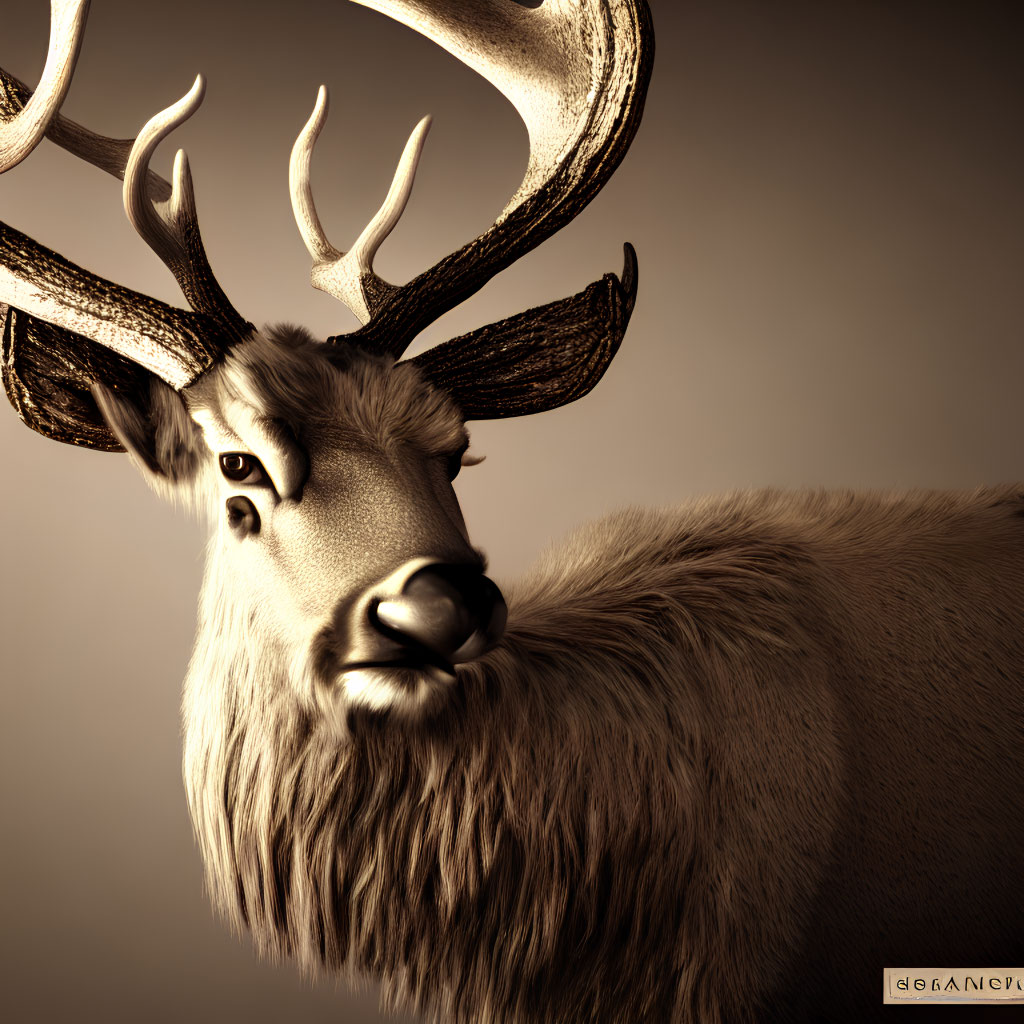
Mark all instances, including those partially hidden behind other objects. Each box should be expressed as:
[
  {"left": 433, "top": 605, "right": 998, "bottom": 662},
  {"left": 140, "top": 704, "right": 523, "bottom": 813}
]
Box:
[
  {"left": 290, "top": 87, "right": 338, "bottom": 266},
  {"left": 123, "top": 76, "right": 206, "bottom": 265},
  {"left": 0, "top": 0, "right": 88, "bottom": 173},
  {"left": 123, "top": 75, "right": 248, "bottom": 331},
  {"left": 0, "top": 68, "right": 171, "bottom": 202},
  {"left": 347, "top": 114, "right": 432, "bottom": 308},
  {"left": 290, "top": 85, "right": 431, "bottom": 325},
  {"left": 0, "top": 57, "right": 240, "bottom": 327}
]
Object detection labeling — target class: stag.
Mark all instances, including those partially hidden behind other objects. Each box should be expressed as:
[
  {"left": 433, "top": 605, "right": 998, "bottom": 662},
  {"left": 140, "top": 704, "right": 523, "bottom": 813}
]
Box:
[{"left": 2, "top": 1, "right": 1022, "bottom": 1022}]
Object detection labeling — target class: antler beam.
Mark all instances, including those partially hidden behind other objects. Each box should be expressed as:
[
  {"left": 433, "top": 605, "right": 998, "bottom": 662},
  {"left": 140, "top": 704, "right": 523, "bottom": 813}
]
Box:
[
  {"left": 351, "top": 0, "right": 609, "bottom": 209},
  {"left": 0, "top": 224, "right": 228, "bottom": 388}
]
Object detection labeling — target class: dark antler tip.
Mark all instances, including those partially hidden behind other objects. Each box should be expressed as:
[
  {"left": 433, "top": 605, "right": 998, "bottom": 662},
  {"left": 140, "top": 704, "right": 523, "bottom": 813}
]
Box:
[{"left": 621, "top": 242, "right": 638, "bottom": 313}]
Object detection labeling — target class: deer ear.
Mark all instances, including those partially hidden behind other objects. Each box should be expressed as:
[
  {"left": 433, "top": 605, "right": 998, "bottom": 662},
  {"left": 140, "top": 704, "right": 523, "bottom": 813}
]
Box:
[
  {"left": 3, "top": 302, "right": 206, "bottom": 484},
  {"left": 3, "top": 303, "right": 146, "bottom": 451},
  {"left": 407, "top": 245, "right": 637, "bottom": 420},
  {"left": 91, "top": 376, "right": 205, "bottom": 485}
]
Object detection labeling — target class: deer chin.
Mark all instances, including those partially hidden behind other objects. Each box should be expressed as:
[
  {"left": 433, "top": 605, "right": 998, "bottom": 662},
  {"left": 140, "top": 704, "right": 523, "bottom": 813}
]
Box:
[{"left": 338, "top": 660, "right": 458, "bottom": 717}]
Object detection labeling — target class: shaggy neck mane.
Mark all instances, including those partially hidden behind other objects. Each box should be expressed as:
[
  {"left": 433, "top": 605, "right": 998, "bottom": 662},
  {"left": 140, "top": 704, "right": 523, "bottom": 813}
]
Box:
[{"left": 183, "top": 497, "right": 838, "bottom": 1024}]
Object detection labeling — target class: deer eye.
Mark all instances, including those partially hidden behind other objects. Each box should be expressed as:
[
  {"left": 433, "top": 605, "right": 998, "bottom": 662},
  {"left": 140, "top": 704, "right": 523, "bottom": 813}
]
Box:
[{"left": 219, "top": 452, "right": 266, "bottom": 485}]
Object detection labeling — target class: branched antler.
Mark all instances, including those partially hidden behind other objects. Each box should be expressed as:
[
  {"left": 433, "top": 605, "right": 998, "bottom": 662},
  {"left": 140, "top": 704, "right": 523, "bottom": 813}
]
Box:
[
  {"left": 295, "top": 0, "right": 653, "bottom": 358},
  {"left": 0, "top": 0, "right": 652, "bottom": 447},
  {"left": 0, "top": 0, "right": 252, "bottom": 395},
  {"left": 290, "top": 85, "right": 432, "bottom": 324},
  {"left": 121, "top": 75, "right": 248, "bottom": 332}
]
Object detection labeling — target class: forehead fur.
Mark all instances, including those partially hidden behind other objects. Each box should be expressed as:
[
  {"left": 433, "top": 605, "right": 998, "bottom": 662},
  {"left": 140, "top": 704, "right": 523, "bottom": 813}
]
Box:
[{"left": 212, "top": 325, "right": 467, "bottom": 457}]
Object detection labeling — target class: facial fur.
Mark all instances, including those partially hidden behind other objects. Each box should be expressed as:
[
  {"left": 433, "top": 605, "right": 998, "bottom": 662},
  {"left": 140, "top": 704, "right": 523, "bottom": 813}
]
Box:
[{"left": 97, "top": 326, "right": 479, "bottom": 726}]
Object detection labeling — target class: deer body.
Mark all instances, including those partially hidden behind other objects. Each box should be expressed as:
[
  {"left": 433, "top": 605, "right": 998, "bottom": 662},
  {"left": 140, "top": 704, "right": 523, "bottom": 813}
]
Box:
[
  {"left": 183, "top": 458, "right": 1024, "bottom": 1023},
  {"left": 2, "top": 3, "right": 1021, "bottom": 1023}
]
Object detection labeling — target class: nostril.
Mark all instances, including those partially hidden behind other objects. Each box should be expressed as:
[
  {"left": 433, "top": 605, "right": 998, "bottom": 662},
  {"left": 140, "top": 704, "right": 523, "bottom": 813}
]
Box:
[
  {"left": 369, "top": 564, "right": 507, "bottom": 664},
  {"left": 374, "top": 576, "right": 473, "bottom": 658},
  {"left": 452, "top": 578, "right": 507, "bottom": 662}
]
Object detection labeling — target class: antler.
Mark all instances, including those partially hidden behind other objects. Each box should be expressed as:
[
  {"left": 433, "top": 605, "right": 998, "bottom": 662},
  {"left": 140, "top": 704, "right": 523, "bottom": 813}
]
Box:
[
  {"left": 0, "top": 0, "right": 251, "bottom": 394},
  {"left": 2, "top": 0, "right": 650, "bottom": 444},
  {"left": 121, "top": 75, "right": 249, "bottom": 333},
  {"left": 0, "top": 0, "right": 87, "bottom": 172},
  {"left": 290, "top": 86, "right": 432, "bottom": 324},
  {"left": 292, "top": 0, "right": 653, "bottom": 357}
]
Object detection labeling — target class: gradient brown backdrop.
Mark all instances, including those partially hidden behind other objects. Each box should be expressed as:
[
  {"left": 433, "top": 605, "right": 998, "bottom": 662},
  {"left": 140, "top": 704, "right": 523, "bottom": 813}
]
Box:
[{"left": 1, "top": 1, "right": 1022, "bottom": 1021}]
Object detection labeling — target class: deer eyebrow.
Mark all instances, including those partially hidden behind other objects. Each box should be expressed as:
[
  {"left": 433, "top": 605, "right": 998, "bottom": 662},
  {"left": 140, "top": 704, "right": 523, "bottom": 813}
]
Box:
[
  {"left": 260, "top": 423, "right": 309, "bottom": 502},
  {"left": 224, "top": 399, "right": 309, "bottom": 501},
  {"left": 267, "top": 426, "right": 309, "bottom": 502}
]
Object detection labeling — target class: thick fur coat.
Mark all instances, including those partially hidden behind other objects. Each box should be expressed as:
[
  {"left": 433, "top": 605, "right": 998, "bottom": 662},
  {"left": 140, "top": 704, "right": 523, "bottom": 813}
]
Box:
[{"left": 181, "top": 450, "right": 1024, "bottom": 1022}]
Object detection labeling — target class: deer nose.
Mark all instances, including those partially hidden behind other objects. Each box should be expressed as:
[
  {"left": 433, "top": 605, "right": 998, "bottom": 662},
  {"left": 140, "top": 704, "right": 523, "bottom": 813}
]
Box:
[{"left": 370, "top": 563, "right": 507, "bottom": 666}]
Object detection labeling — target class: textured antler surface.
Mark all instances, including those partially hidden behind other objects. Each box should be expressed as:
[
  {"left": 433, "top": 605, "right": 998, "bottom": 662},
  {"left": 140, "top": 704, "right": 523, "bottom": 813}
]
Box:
[
  {"left": 0, "top": 223, "right": 229, "bottom": 388},
  {"left": 411, "top": 245, "right": 638, "bottom": 419}
]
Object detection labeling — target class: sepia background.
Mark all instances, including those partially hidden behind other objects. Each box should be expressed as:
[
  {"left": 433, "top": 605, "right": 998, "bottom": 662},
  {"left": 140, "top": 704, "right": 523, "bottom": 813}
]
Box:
[{"left": 1, "top": 1, "right": 1021, "bottom": 1021}]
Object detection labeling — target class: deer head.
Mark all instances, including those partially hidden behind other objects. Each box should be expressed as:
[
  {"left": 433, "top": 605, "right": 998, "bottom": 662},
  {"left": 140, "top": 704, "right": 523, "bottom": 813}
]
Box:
[{"left": 0, "top": 0, "right": 652, "bottom": 722}]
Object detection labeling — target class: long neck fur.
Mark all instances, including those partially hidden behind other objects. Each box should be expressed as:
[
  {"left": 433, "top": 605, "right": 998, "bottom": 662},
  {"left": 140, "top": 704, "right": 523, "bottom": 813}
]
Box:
[{"left": 182, "top": 493, "right": 855, "bottom": 1024}]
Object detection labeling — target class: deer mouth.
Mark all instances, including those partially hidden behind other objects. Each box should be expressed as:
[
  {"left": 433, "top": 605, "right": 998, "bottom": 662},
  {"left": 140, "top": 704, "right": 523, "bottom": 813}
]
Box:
[
  {"left": 345, "top": 655, "right": 457, "bottom": 683},
  {"left": 338, "top": 658, "right": 458, "bottom": 716}
]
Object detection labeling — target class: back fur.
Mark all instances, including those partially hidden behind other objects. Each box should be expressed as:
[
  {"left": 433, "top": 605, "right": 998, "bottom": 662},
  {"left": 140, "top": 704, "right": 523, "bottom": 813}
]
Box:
[{"left": 182, "top": 483, "right": 1024, "bottom": 1023}]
